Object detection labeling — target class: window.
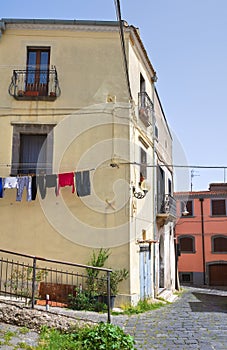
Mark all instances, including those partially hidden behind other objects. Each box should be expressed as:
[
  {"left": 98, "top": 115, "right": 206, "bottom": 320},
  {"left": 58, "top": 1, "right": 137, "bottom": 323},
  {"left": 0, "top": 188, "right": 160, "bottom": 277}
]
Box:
[
  {"left": 140, "top": 147, "right": 147, "bottom": 181},
  {"left": 26, "top": 47, "right": 50, "bottom": 96},
  {"left": 155, "top": 125, "right": 159, "bottom": 139},
  {"left": 181, "top": 200, "right": 193, "bottom": 216},
  {"left": 19, "top": 134, "right": 47, "bottom": 174},
  {"left": 168, "top": 179, "right": 172, "bottom": 195},
  {"left": 140, "top": 74, "right": 146, "bottom": 94},
  {"left": 212, "top": 235, "right": 227, "bottom": 253},
  {"left": 180, "top": 272, "right": 193, "bottom": 283},
  {"left": 211, "top": 199, "right": 226, "bottom": 216},
  {"left": 178, "top": 235, "right": 195, "bottom": 253},
  {"left": 11, "top": 124, "right": 54, "bottom": 175},
  {"left": 157, "top": 166, "right": 165, "bottom": 212}
]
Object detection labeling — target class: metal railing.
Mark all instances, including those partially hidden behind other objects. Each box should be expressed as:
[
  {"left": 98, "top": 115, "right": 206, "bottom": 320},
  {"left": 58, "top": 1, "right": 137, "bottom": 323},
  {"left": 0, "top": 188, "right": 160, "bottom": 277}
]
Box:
[
  {"left": 157, "top": 194, "right": 177, "bottom": 218},
  {"left": 138, "top": 91, "right": 154, "bottom": 127},
  {"left": 8, "top": 68, "right": 61, "bottom": 100},
  {"left": 0, "top": 249, "right": 112, "bottom": 322}
]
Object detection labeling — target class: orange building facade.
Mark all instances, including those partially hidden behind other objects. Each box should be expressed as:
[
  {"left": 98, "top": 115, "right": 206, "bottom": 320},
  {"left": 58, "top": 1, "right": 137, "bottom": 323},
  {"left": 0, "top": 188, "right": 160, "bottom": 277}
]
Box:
[{"left": 174, "top": 183, "right": 227, "bottom": 286}]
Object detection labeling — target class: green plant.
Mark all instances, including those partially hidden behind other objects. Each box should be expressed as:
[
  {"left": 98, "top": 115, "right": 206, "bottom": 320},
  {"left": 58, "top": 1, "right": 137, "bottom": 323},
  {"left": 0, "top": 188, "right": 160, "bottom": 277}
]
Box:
[
  {"left": 68, "top": 287, "right": 93, "bottom": 311},
  {"left": 37, "top": 326, "right": 77, "bottom": 350},
  {"left": 37, "top": 323, "right": 136, "bottom": 350},
  {"left": 86, "top": 248, "right": 110, "bottom": 295},
  {"left": 121, "top": 298, "right": 165, "bottom": 315},
  {"left": 4, "top": 266, "right": 48, "bottom": 298},
  {"left": 17, "top": 342, "right": 34, "bottom": 349},
  {"left": 73, "top": 322, "right": 136, "bottom": 350},
  {"left": 98, "top": 268, "right": 129, "bottom": 296},
  {"left": 19, "top": 327, "right": 30, "bottom": 335},
  {"left": 68, "top": 287, "right": 107, "bottom": 312}
]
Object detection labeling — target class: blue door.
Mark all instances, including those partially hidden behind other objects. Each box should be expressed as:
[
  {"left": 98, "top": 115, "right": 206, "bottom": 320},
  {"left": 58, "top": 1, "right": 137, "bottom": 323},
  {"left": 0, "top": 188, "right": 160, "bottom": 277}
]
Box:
[{"left": 139, "top": 245, "right": 152, "bottom": 299}]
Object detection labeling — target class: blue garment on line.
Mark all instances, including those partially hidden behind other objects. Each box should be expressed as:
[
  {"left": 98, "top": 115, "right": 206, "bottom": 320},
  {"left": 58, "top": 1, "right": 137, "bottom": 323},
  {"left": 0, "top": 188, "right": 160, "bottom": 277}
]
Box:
[{"left": 0, "top": 178, "right": 3, "bottom": 198}]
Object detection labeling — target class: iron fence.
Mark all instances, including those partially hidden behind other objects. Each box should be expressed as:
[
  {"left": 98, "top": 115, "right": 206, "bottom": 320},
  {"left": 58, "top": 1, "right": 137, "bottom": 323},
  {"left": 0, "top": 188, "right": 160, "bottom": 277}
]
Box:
[{"left": 0, "top": 248, "right": 112, "bottom": 322}]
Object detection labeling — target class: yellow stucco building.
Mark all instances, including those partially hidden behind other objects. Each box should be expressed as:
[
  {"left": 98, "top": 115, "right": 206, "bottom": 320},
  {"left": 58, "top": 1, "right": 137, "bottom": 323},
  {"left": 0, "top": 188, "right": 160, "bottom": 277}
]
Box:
[{"left": 0, "top": 18, "right": 176, "bottom": 305}]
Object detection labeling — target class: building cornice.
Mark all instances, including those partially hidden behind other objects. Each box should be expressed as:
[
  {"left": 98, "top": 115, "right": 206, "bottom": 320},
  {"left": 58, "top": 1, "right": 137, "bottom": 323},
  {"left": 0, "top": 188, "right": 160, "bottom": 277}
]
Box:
[{"left": 1, "top": 18, "right": 128, "bottom": 34}]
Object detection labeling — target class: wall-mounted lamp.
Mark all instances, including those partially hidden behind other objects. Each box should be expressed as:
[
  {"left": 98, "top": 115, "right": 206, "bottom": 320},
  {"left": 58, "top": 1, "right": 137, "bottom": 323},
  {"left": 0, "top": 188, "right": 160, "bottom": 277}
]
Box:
[
  {"left": 182, "top": 202, "right": 189, "bottom": 216},
  {"left": 133, "top": 179, "right": 151, "bottom": 199}
]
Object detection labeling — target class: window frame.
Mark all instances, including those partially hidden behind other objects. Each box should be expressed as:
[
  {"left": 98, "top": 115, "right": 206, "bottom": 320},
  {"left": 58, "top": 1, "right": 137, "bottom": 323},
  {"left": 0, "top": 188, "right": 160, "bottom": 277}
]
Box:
[
  {"left": 11, "top": 123, "right": 55, "bottom": 176},
  {"left": 179, "top": 272, "right": 193, "bottom": 284},
  {"left": 211, "top": 199, "right": 227, "bottom": 216},
  {"left": 140, "top": 147, "right": 147, "bottom": 181},
  {"left": 178, "top": 235, "right": 195, "bottom": 254},
  {"left": 180, "top": 200, "right": 194, "bottom": 217},
  {"left": 211, "top": 235, "right": 227, "bottom": 253},
  {"left": 26, "top": 46, "right": 51, "bottom": 96}
]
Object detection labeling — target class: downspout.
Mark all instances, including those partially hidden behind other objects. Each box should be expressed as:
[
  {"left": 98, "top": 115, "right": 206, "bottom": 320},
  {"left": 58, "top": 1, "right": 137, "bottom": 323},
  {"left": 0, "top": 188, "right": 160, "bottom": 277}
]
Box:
[
  {"left": 152, "top": 76, "right": 157, "bottom": 297},
  {"left": 199, "top": 198, "right": 206, "bottom": 285}
]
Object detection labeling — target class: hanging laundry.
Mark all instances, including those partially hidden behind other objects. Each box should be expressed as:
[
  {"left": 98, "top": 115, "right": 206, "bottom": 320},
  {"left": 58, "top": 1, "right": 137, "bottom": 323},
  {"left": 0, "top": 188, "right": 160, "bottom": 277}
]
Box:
[
  {"left": 75, "top": 170, "right": 91, "bottom": 197},
  {"left": 31, "top": 176, "right": 37, "bottom": 200},
  {"left": 0, "top": 178, "right": 4, "bottom": 198},
  {"left": 16, "top": 176, "right": 32, "bottom": 201},
  {"left": 58, "top": 172, "right": 75, "bottom": 195},
  {"left": 46, "top": 174, "right": 57, "bottom": 195},
  {"left": 3, "top": 177, "right": 18, "bottom": 189},
  {"left": 37, "top": 175, "right": 46, "bottom": 199}
]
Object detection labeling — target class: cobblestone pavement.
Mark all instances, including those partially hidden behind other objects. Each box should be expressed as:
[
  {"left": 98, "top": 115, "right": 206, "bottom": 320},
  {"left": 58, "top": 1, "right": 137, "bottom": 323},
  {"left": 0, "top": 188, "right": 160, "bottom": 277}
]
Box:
[
  {"left": 0, "top": 286, "right": 226, "bottom": 349},
  {"left": 121, "top": 287, "right": 227, "bottom": 350}
]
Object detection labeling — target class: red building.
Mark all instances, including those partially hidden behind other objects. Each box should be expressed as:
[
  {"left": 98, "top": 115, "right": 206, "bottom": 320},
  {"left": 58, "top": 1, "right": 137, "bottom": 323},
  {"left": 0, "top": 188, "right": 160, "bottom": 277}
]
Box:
[{"left": 174, "top": 183, "right": 227, "bottom": 286}]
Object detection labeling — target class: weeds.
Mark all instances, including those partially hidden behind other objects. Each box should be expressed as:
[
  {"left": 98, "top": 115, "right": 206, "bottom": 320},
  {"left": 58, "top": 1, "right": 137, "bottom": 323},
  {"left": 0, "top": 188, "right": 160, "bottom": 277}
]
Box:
[
  {"left": 36, "top": 323, "right": 136, "bottom": 350},
  {"left": 119, "top": 298, "right": 165, "bottom": 315}
]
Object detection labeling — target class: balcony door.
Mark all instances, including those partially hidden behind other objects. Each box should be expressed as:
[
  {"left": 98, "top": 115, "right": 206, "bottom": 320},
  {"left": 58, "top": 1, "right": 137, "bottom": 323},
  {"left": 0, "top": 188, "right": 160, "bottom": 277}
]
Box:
[{"left": 26, "top": 47, "right": 50, "bottom": 96}]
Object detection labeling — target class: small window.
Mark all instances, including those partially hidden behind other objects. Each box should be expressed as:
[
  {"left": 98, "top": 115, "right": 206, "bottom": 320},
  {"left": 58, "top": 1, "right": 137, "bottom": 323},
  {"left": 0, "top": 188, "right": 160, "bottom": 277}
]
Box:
[
  {"left": 168, "top": 179, "right": 172, "bottom": 195},
  {"left": 140, "top": 147, "right": 147, "bottom": 180},
  {"left": 180, "top": 272, "right": 193, "bottom": 283},
  {"left": 212, "top": 235, "right": 227, "bottom": 253},
  {"left": 179, "top": 235, "right": 195, "bottom": 253},
  {"left": 19, "top": 134, "right": 47, "bottom": 174},
  {"left": 181, "top": 200, "right": 193, "bottom": 216},
  {"left": 211, "top": 199, "right": 226, "bottom": 216},
  {"left": 11, "top": 124, "right": 54, "bottom": 175},
  {"left": 155, "top": 125, "right": 159, "bottom": 139}
]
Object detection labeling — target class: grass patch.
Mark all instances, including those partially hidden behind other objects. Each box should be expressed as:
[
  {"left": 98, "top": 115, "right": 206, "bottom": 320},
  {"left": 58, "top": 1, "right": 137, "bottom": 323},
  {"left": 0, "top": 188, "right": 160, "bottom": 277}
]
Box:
[
  {"left": 119, "top": 298, "right": 165, "bottom": 315},
  {"left": 36, "top": 323, "right": 136, "bottom": 350},
  {"left": 4, "top": 330, "right": 16, "bottom": 344},
  {"left": 16, "top": 342, "right": 34, "bottom": 349},
  {"left": 19, "top": 327, "right": 30, "bottom": 335}
]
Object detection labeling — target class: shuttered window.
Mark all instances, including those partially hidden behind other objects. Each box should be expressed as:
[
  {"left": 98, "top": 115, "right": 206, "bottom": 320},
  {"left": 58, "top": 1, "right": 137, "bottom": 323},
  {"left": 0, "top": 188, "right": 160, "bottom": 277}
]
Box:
[
  {"left": 212, "top": 235, "right": 227, "bottom": 253},
  {"left": 211, "top": 199, "right": 226, "bottom": 216},
  {"left": 179, "top": 235, "right": 195, "bottom": 253},
  {"left": 19, "top": 134, "right": 47, "bottom": 174}
]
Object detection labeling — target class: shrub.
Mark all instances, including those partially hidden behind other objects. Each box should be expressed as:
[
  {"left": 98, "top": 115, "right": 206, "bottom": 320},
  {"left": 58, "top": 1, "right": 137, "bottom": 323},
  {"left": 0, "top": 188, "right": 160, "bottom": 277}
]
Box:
[
  {"left": 73, "top": 322, "right": 136, "bottom": 350},
  {"left": 37, "top": 323, "right": 136, "bottom": 350}
]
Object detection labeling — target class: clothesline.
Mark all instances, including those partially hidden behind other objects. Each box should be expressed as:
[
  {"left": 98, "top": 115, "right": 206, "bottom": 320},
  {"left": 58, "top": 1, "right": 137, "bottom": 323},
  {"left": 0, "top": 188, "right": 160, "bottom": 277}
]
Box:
[
  {"left": 0, "top": 163, "right": 96, "bottom": 172},
  {"left": 0, "top": 170, "right": 92, "bottom": 202}
]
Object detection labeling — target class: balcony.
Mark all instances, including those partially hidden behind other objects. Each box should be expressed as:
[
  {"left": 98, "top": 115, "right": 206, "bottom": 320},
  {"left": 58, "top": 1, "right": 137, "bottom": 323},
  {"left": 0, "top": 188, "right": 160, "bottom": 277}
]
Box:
[
  {"left": 156, "top": 194, "right": 177, "bottom": 226},
  {"left": 138, "top": 92, "right": 153, "bottom": 127},
  {"left": 9, "top": 68, "right": 61, "bottom": 101}
]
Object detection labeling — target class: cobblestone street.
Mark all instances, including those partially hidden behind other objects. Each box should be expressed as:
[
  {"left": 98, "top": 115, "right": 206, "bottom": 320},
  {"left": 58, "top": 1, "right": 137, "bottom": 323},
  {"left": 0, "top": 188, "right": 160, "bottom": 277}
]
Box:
[
  {"left": 122, "top": 287, "right": 227, "bottom": 350},
  {"left": 0, "top": 286, "right": 226, "bottom": 349}
]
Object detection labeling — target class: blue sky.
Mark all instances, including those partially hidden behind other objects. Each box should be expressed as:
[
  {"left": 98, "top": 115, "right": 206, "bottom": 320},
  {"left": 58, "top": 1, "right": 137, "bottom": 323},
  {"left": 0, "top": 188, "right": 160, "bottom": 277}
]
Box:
[{"left": 1, "top": 0, "right": 227, "bottom": 191}]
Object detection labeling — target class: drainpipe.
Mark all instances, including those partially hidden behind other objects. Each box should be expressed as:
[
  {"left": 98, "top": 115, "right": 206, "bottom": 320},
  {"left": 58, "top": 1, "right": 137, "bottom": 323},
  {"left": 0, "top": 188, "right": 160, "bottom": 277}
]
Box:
[
  {"left": 152, "top": 77, "right": 157, "bottom": 297},
  {"left": 199, "top": 198, "right": 206, "bottom": 285}
]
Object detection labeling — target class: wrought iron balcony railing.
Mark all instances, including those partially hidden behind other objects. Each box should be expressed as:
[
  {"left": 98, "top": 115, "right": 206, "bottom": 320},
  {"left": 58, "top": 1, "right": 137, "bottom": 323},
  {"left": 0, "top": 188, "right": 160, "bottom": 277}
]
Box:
[
  {"left": 8, "top": 68, "right": 61, "bottom": 101},
  {"left": 157, "top": 194, "right": 177, "bottom": 219},
  {"left": 138, "top": 91, "right": 153, "bottom": 127}
]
